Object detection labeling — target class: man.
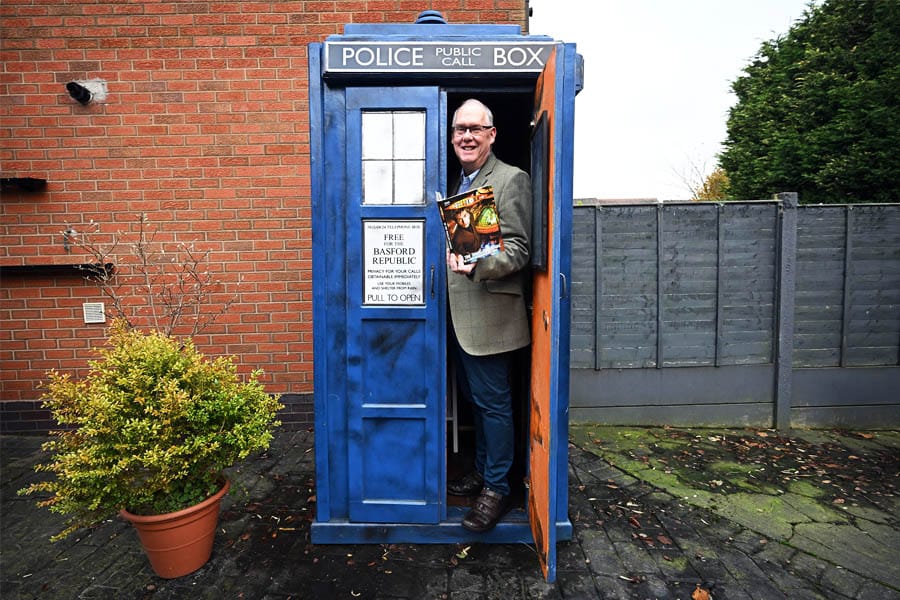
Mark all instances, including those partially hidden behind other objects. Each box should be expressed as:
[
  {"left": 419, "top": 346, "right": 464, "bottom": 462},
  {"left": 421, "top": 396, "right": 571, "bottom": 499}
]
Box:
[{"left": 446, "top": 99, "right": 532, "bottom": 533}]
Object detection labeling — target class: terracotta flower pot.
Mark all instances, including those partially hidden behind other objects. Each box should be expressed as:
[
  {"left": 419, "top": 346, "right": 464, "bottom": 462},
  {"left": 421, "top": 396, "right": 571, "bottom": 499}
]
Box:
[{"left": 121, "top": 480, "right": 230, "bottom": 579}]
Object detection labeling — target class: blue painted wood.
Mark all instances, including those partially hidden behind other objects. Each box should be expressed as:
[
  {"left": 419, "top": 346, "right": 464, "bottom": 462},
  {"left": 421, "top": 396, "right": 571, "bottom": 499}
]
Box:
[
  {"left": 344, "top": 86, "right": 444, "bottom": 524},
  {"left": 309, "top": 43, "right": 338, "bottom": 521},
  {"left": 552, "top": 43, "right": 578, "bottom": 585},
  {"left": 320, "top": 81, "right": 350, "bottom": 520},
  {"left": 311, "top": 506, "right": 575, "bottom": 544},
  {"left": 311, "top": 512, "right": 573, "bottom": 545},
  {"left": 309, "top": 27, "right": 579, "bottom": 575}
]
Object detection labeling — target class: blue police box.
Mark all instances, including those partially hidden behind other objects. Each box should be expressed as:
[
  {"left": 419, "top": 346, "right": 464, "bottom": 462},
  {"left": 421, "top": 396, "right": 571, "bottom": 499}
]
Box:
[{"left": 308, "top": 12, "right": 582, "bottom": 581}]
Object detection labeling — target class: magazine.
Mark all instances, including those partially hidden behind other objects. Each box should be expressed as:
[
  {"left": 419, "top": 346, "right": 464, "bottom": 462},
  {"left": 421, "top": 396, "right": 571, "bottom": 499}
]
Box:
[{"left": 436, "top": 185, "right": 504, "bottom": 264}]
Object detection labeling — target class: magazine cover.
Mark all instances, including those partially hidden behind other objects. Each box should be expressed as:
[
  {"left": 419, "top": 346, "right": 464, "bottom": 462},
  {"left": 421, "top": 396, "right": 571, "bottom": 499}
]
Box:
[{"left": 436, "top": 185, "right": 503, "bottom": 265}]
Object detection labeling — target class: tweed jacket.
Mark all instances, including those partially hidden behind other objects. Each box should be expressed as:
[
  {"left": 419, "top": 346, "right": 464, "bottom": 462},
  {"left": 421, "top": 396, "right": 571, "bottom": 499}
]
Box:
[{"left": 447, "top": 153, "right": 532, "bottom": 356}]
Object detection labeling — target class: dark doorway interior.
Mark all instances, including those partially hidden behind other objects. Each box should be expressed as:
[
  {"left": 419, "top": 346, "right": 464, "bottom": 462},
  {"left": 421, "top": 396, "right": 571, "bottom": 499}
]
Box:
[{"left": 445, "top": 88, "right": 535, "bottom": 511}]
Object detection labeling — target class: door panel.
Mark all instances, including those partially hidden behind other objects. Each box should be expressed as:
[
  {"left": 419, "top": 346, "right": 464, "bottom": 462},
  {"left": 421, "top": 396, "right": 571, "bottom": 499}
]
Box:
[
  {"left": 529, "top": 44, "right": 565, "bottom": 582},
  {"left": 345, "top": 87, "right": 445, "bottom": 523}
]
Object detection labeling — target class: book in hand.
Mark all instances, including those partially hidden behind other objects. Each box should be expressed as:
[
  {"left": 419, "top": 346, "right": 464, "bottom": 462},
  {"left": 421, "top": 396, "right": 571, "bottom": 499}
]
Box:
[{"left": 436, "top": 185, "right": 504, "bottom": 264}]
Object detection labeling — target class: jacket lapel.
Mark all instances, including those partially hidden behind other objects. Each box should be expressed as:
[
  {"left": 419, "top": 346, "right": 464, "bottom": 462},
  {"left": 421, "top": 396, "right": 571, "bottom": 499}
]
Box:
[{"left": 470, "top": 153, "right": 497, "bottom": 190}]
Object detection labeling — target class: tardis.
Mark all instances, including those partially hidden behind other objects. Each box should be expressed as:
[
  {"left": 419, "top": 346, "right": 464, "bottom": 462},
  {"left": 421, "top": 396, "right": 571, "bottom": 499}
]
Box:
[{"left": 308, "top": 12, "right": 582, "bottom": 581}]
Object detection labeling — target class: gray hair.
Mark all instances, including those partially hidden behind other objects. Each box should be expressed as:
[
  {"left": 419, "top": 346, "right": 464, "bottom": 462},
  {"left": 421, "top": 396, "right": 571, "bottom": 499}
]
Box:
[{"left": 452, "top": 99, "right": 494, "bottom": 126}]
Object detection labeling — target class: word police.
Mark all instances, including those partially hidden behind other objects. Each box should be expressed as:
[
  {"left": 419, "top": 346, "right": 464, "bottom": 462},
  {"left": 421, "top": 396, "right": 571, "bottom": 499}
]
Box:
[{"left": 326, "top": 42, "right": 552, "bottom": 73}]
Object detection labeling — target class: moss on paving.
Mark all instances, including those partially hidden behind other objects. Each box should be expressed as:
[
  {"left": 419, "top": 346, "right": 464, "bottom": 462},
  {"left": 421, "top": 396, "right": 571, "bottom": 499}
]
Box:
[
  {"left": 569, "top": 424, "right": 895, "bottom": 551},
  {"left": 786, "top": 479, "right": 825, "bottom": 499}
]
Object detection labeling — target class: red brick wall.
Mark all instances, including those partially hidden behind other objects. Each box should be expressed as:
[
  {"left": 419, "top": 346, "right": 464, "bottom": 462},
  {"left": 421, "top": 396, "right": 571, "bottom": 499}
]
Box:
[{"left": 0, "top": 1, "right": 528, "bottom": 432}]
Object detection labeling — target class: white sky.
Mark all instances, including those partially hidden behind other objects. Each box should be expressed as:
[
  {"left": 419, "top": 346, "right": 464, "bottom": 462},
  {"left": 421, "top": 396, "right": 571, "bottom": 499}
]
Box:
[{"left": 529, "top": 0, "right": 812, "bottom": 200}]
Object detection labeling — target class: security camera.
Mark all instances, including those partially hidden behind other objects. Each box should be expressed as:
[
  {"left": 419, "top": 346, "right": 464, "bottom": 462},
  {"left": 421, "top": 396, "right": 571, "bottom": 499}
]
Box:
[{"left": 66, "top": 81, "right": 93, "bottom": 105}]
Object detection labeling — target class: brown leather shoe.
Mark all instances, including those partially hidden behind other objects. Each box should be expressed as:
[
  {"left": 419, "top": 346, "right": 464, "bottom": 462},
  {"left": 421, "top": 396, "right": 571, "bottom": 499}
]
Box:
[
  {"left": 448, "top": 470, "right": 483, "bottom": 496},
  {"left": 462, "top": 487, "right": 508, "bottom": 532}
]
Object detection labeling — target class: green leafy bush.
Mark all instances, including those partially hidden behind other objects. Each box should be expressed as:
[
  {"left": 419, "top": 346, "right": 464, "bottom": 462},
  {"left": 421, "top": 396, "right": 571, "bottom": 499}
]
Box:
[{"left": 19, "top": 319, "right": 282, "bottom": 541}]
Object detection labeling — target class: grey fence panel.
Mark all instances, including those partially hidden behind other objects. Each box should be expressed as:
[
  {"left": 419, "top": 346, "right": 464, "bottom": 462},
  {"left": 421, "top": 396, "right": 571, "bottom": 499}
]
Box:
[
  {"left": 598, "top": 205, "right": 658, "bottom": 368},
  {"left": 795, "top": 206, "right": 846, "bottom": 366},
  {"left": 570, "top": 207, "right": 596, "bottom": 368},
  {"left": 719, "top": 204, "right": 778, "bottom": 365},
  {"left": 660, "top": 204, "right": 718, "bottom": 366},
  {"left": 844, "top": 206, "right": 900, "bottom": 366},
  {"left": 569, "top": 199, "right": 900, "bottom": 429}
]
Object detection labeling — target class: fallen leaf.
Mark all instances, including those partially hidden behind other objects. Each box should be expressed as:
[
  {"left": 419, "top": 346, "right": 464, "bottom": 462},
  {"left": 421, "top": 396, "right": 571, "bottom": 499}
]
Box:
[
  {"left": 692, "top": 583, "right": 712, "bottom": 600},
  {"left": 757, "top": 431, "right": 769, "bottom": 438},
  {"left": 628, "top": 516, "right": 641, "bottom": 528},
  {"left": 657, "top": 534, "right": 673, "bottom": 545},
  {"left": 456, "top": 545, "right": 471, "bottom": 559}
]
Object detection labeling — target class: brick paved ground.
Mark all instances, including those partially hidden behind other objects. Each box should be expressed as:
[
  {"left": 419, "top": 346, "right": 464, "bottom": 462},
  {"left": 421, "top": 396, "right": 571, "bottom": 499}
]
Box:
[{"left": 2, "top": 429, "right": 898, "bottom": 599}]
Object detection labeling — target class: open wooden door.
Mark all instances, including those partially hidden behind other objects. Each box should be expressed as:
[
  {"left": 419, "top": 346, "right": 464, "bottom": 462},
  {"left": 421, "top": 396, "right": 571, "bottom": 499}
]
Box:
[{"left": 528, "top": 42, "right": 576, "bottom": 583}]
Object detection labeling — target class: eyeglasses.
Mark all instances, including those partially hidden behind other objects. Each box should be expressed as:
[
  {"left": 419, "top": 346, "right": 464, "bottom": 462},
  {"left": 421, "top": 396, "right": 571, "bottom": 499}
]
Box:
[{"left": 452, "top": 125, "right": 494, "bottom": 137}]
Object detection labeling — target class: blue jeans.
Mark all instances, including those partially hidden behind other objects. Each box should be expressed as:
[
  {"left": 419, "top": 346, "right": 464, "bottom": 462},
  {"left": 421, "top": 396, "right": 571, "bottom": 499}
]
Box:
[{"left": 451, "top": 334, "right": 515, "bottom": 497}]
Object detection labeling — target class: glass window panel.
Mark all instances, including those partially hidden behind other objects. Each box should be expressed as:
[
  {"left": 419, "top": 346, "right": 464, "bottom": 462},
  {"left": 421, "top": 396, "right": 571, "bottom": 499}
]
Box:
[
  {"left": 393, "top": 112, "right": 425, "bottom": 160},
  {"left": 362, "top": 112, "right": 393, "bottom": 159},
  {"left": 363, "top": 161, "right": 393, "bottom": 205},
  {"left": 393, "top": 160, "right": 425, "bottom": 205},
  {"left": 361, "top": 110, "right": 426, "bottom": 205}
]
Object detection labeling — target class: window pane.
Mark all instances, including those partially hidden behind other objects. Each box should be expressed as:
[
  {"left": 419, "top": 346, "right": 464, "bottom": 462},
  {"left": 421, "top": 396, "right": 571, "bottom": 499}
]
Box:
[
  {"left": 393, "top": 112, "right": 425, "bottom": 160},
  {"left": 362, "top": 112, "right": 393, "bottom": 159},
  {"left": 393, "top": 160, "right": 425, "bottom": 205},
  {"left": 363, "top": 161, "right": 393, "bottom": 204}
]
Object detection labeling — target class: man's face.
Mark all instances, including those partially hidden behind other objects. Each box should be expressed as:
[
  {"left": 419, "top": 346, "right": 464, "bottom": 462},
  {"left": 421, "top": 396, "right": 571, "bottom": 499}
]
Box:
[
  {"left": 456, "top": 210, "right": 471, "bottom": 228},
  {"left": 452, "top": 103, "right": 495, "bottom": 173}
]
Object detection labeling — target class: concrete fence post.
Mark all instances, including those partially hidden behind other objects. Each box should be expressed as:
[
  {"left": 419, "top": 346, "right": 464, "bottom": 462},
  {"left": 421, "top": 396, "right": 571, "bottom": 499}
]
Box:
[{"left": 774, "top": 192, "right": 798, "bottom": 431}]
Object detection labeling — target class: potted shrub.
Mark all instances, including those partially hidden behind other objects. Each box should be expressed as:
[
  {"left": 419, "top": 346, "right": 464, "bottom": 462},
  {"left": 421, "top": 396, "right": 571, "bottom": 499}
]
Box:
[{"left": 18, "top": 216, "right": 283, "bottom": 578}]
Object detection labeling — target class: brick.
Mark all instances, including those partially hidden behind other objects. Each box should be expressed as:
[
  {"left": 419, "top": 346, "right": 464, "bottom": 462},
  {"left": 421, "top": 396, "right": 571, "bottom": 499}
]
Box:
[{"left": 1, "top": 0, "right": 522, "bottom": 418}]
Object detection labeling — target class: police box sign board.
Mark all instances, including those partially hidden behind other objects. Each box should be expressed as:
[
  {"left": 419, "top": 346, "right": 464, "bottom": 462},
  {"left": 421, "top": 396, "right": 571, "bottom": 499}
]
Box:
[{"left": 325, "top": 41, "right": 554, "bottom": 74}]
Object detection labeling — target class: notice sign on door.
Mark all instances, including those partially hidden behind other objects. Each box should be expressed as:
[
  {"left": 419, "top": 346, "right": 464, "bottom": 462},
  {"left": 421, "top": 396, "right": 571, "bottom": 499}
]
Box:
[{"left": 363, "top": 220, "right": 425, "bottom": 306}]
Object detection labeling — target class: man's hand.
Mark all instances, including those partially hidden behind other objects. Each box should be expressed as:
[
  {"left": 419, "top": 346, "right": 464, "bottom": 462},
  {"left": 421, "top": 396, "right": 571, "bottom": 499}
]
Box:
[{"left": 447, "top": 250, "right": 476, "bottom": 276}]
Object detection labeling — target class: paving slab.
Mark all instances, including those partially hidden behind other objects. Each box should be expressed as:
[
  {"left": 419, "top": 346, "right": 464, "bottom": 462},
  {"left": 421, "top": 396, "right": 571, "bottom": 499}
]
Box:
[{"left": 2, "top": 427, "right": 898, "bottom": 599}]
